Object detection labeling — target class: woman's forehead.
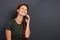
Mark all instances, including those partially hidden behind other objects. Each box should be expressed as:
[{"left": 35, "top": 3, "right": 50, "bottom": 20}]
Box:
[{"left": 20, "top": 5, "right": 27, "bottom": 9}]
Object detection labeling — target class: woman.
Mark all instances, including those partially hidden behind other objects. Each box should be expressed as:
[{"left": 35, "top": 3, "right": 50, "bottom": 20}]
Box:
[{"left": 5, "top": 3, "right": 31, "bottom": 40}]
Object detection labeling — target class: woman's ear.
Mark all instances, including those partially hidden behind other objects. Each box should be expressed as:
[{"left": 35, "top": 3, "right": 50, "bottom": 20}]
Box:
[{"left": 17, "top": 9, "right": 19, "bottom": 13}]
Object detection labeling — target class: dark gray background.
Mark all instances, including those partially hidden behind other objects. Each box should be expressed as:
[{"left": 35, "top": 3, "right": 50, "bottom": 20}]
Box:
[{"left": 0, "top": 0, "right": 60, "bottom": 40}]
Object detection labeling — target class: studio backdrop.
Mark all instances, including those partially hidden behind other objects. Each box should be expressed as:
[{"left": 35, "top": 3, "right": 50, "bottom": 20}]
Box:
[{"left": 0, "top": 0, "right": 60, "bottom": 40}]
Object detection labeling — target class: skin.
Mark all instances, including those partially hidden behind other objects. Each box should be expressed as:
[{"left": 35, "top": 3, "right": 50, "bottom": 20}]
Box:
[{"left": 5, "top": 5, "right": 31, "bottom": 40}]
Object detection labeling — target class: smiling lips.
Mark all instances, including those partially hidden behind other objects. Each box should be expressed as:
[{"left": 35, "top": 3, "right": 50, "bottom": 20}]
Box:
[{"left": 21, "top": 11, "right": 25, "bottom": 14}]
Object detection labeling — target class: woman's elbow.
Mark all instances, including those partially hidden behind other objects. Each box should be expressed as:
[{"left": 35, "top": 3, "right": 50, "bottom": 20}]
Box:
[{"left": 25, "top": 32, "right": 31, "bottom": 38}]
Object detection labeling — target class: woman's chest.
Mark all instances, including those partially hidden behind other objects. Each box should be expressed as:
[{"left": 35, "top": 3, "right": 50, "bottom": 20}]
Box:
[{"left": 11, "top": 24, "right": 23, "bottom": 36}]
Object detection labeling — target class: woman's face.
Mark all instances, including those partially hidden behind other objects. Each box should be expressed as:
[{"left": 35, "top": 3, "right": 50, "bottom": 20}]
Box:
[{"left": 17, "top": 5, "right": 28, "bottom": 16}]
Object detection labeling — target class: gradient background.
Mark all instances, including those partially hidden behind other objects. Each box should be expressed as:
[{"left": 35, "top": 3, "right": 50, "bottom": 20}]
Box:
[{"left": 0, "top": 0, "right": 60, "bottom": 40}]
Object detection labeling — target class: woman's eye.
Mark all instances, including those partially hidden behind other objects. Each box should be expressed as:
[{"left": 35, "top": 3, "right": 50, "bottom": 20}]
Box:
[
  {"left": 21, "top": 8, "right": 24, "bottom": 9},
  {"left": 25, "top": 9, "right": 27, "bottom": 11}
]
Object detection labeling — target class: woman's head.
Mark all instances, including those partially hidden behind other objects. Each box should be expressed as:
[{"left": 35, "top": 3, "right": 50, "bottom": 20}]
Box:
[{"left": 16, "top": 3, "right": 29, "bottom": 16}]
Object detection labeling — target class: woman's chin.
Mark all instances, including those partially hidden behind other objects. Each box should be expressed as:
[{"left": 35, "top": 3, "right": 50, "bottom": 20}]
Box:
[
  {"left": 22, "top": 13, "right": 27, "bottom": 15},
  {"left": 21, "top": 14, "right": 27, "bottom": 17},
  {"left": 18, "top": 14, "right": 26, "bottom": 16}
]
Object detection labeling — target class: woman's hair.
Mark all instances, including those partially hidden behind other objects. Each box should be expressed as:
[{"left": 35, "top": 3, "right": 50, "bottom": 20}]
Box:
[
  {"left": 16, "top": 3, "right": 29, "bottom": 40},
  {"left": 16, "top": 3, "right": 29, "bottom": 14}
]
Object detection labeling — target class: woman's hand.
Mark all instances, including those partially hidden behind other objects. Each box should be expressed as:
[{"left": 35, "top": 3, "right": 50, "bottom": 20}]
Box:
[{"left": 25, "top": 15, "right": 30, "bottom": 23}]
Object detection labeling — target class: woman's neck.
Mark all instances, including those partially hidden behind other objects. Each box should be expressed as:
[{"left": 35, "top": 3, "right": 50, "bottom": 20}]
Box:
[{"left": 15, "top": 15, "right": 23, "bottom": 24}]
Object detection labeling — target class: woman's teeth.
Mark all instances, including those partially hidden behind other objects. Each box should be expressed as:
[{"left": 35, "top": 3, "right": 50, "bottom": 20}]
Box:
[{"left": 21, "top": 11, "right": 24, "bottom": 13}]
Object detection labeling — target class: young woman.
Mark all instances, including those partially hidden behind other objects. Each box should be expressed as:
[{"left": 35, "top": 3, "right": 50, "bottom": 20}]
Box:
[{"left": 5, "top": 3, "right": 31, "bottom": 40}]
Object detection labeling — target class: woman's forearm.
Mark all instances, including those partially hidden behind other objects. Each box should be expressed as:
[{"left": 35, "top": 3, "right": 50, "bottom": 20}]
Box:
[{"left": 25, "top": 22, "right": 31, "bottom": 38}]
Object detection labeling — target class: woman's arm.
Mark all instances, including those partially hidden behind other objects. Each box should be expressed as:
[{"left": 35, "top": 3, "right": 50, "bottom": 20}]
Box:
[
  {"left": 25, "top": 15, "right": 31, "bottom": 38},
  {"left": 5, "top": 29, "right": 11, "bottom": 40}
]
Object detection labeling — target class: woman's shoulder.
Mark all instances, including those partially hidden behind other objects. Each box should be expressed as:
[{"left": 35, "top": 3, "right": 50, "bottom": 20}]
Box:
[
  {"left": 5, "top": 19, "right": 15, "bottom": 31},
  {"left": 8, "top": 19, "right": 15, "bottom": 24}
]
